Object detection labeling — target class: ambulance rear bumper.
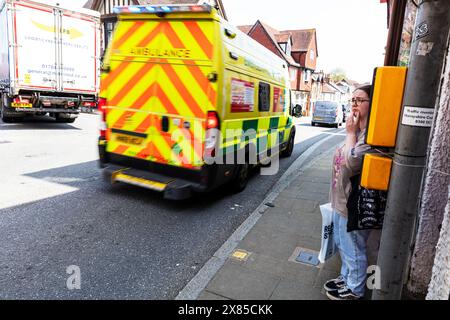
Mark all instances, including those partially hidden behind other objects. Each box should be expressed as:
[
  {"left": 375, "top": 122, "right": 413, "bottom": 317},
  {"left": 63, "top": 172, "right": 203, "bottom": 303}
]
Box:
[
  {"left": 99, "top": 141, "right": 237, "bottom": 199},
  {"left": 103, "top": 164, "right": 202, "bottom": 200}
]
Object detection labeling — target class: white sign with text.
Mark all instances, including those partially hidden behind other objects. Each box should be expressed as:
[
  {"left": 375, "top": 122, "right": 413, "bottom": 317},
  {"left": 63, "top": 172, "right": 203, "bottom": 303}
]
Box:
[{"left": 401, "top": 106, "right": 434, "bottom": 127}]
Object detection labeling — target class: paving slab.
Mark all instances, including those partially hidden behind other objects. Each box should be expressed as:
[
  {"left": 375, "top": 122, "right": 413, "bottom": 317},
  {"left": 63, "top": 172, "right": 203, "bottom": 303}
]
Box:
[{"left": 206, "top": 263, "right": 280, "bottom": 300}]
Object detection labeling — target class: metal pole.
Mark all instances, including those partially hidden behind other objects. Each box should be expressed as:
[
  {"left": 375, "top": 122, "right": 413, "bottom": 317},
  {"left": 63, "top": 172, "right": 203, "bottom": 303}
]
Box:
[{"left": 373, "top": 0, "right": 450, "bottom": 300}]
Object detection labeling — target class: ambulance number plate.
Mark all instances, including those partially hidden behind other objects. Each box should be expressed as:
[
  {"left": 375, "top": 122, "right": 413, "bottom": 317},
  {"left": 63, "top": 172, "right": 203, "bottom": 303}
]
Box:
[
  {"left": 112, "top": 129, "right": 146, "bottom": 146},
  {"left": 115, "top": 134, "right": 144, "bottom": 146}
]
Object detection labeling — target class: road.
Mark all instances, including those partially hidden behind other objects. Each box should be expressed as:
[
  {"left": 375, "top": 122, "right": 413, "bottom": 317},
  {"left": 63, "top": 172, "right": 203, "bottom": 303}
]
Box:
[{"left": 0, "top": 113, "right": 344, "bottom": 299}]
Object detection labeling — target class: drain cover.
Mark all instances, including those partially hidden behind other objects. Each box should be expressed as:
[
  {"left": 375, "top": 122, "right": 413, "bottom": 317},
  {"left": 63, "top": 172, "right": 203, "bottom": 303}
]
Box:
[{"left": 296, "top": 251, "right": 319, "bottom": 266}]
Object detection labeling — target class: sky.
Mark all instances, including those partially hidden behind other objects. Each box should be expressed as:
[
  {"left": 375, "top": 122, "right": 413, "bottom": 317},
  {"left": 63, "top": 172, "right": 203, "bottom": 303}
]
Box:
[{"left": 37, "top": 0, "right": 389, "bottom": 83}]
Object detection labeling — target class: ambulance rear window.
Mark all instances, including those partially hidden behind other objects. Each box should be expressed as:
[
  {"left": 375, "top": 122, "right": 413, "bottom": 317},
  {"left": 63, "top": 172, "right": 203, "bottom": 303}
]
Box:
[{"left": 258, "top": 82, "right": 271, "bottom": 112}]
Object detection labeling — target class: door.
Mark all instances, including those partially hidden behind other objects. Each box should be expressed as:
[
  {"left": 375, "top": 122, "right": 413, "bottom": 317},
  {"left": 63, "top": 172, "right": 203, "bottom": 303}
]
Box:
[
  {"left": 60, "top": 11, "right": 99, "bottom": 94},
  {"left": 13, "top": 1, "right": 57, "bottom": 90},
  {"left": 104, "top": 18, "right": 217, "bottom": 170}
]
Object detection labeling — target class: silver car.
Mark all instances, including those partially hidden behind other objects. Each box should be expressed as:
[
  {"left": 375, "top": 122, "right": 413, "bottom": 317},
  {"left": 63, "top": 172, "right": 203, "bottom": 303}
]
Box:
[{"left": 311, "top": 101, "right": 343, "bottom": 128}]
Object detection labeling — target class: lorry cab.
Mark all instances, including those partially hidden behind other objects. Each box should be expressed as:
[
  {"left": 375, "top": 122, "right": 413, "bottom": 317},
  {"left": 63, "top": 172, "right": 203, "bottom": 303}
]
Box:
[{"left": 98, "top": 4, "right": 300, "bottom": 200}]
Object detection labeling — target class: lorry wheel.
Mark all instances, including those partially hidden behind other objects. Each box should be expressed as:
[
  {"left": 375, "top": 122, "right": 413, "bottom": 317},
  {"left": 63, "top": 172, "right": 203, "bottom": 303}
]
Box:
[
  {"left": 231, "top": 162, "right": 249, "bottom": 193},
  {"left": 1, "top": 105, "right": 15, "bottom": 123},
  {"left": 1, "top": 116, "right": 15, "bottom": 123},
  {"left": 281, "top": 131, "right": 295, "bottom": 158}
]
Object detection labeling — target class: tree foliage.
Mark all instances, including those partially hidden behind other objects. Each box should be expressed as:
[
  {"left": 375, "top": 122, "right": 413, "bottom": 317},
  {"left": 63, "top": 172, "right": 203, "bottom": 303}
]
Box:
[{"left": 330, "top": 68, "right": 347, "bottom": 82}]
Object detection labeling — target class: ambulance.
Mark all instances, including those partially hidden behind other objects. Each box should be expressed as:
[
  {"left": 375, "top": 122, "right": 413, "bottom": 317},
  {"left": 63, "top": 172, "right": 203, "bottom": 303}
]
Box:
[{"left": 98, "top": 4, "right": 302, "bottom": 200}]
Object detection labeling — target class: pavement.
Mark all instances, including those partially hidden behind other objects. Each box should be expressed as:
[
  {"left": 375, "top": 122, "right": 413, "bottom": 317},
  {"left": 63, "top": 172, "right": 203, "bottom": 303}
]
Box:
[{"left": 177, "top": 121, "right": 381, "bottom": 300}]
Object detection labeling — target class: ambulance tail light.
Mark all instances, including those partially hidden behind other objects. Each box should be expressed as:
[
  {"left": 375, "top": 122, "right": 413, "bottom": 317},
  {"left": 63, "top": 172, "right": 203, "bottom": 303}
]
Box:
[
  {"left": 205, "top": 111, "right": 220, "bottom": 158},
  {"left": 98, "top": 98, "right": 107, "bottom": 139},
  {"left": 206, "top": 111, "right": 220, "bottom": 130}
]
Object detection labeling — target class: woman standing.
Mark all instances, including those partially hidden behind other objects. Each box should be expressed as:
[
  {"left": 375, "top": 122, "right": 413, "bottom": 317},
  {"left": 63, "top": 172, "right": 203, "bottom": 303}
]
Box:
[{"left": 324, "top": 85, "right": 373, "bottom": 300}]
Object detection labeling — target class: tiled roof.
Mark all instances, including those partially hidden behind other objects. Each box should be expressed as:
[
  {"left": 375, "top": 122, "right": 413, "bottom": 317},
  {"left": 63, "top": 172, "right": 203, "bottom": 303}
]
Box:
[
  {"left": 275, "top": 34, "right": 291, "bottom": 43},
  {"left": 279, "top": 29, "right": 315, "bottom": 52},
  {"left": 256, "top": 21, "right": 299, "bottom": 67},
  {"left": 322, "top": 83, "right": 338, "bottom": 94},
  {"left": 237, "top": 25, "right": 253, "bottom": 34},
  {"left": 328, "top": 82, "right": 346, "bottom": 94},
  {"left": 83, "top": 0, "right": 94, "bottom": 8}
]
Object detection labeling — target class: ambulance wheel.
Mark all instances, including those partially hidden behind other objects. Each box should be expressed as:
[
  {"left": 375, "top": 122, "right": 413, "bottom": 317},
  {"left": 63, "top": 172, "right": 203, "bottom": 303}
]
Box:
[
  {"left": 281, "top": 131, "right": 295, "bottom": 158},
  {"left": 231, "top": 162, "right": 249, "bottom": 193}
]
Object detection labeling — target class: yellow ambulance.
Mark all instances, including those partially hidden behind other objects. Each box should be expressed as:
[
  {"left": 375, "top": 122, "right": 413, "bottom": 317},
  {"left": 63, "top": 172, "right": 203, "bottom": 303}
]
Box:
[{"left": 98, "top": 4, "right": 301, "bottom": 200}]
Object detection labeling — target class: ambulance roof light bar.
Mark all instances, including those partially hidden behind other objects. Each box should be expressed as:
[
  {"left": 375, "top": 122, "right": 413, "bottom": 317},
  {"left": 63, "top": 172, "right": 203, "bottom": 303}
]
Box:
[{"left": 112, "top": 4, "right": 212, "bottom": 15}]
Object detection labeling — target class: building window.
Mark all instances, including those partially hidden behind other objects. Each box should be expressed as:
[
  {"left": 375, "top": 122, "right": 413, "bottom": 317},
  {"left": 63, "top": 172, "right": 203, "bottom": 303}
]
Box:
[
  {"left": 286, "top": 41, "right": 291, "bottom": 56},
  {"left": 258, "top": 82, "right": 271, "bottom": 112},
  {"left": 310, "top": 49, "right": 315, "bottom": 61},
  {"left": 303, "top": 70, "right": 311, "bottom": 83},
  {"left": 289, "top": 68, "right": 297, "bottom": 82}
]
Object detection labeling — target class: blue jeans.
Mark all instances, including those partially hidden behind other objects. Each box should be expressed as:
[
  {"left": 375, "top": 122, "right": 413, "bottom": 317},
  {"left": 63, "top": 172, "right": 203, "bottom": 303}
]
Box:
[{"left": 333, "top": 210, "right": 371, "bottom": 297}]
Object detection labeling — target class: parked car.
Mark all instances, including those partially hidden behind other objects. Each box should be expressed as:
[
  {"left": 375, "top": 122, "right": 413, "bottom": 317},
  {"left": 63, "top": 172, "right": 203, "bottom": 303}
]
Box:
[{"left": 311, "top": 101, "right": 343, "bottom": 128}]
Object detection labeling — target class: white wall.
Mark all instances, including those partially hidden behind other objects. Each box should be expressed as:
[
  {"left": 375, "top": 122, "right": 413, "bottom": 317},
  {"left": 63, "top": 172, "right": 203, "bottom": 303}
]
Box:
[
  {"left": 426, "top": 186, "right": 450, "bottom": 300},
  {"left": 409, "top": 37, "right": 450, "bottom": 296}
]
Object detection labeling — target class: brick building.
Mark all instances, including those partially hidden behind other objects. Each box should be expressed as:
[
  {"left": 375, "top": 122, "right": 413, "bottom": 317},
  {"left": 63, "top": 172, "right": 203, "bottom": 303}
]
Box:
[{"left": 238, "top": 21, "right": 318, "bottom": 115}]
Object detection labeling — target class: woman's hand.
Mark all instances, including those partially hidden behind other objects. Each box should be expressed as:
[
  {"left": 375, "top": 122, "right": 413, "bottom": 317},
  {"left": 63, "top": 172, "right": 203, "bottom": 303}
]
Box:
[{"left": 346, "top": 112, "right": 360, "bottom": 135}]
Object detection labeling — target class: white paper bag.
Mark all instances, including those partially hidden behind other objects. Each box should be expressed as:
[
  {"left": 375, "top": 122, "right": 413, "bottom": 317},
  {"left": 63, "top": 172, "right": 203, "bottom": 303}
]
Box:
[{"left": 318, "top": 203, "right": 337, "bottom": 263}]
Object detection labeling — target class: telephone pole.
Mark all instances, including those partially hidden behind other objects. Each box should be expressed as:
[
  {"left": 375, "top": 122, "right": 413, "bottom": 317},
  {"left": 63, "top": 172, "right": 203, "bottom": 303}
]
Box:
[{"left": 372, "top": 0, "right": 450, "bottom": 300}]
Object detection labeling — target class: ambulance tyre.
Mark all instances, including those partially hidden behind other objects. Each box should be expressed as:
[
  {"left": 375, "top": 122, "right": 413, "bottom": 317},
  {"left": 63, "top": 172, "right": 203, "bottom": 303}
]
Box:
[
  {"left": 281, "top": 130, "right": 295, "bottom": 158},
  {"left": 231, "top": 162, "right": 250, "bottom": 193}
]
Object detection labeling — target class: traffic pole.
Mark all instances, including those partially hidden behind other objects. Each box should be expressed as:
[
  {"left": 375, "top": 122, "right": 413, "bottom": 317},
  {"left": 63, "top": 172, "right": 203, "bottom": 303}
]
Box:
[{"left": 372, "top": 0, "right": 450, "bottom": 300}]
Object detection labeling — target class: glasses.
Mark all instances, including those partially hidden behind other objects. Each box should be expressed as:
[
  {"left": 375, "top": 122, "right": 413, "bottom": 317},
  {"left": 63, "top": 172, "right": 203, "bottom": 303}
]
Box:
[{"left": 349, "top": 98, "right": 370, "bottom": 106}]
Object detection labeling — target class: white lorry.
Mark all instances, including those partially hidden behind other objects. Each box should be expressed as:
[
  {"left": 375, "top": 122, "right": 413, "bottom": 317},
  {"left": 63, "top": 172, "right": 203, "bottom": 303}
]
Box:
[{"left": 0, "top": 0, "right": 100, "bottom": 123}]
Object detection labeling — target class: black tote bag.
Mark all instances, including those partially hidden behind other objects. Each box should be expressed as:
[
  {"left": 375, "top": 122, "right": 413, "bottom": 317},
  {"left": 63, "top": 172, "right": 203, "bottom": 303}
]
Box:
[{"left": 346, "top": 175, "right": 387, "bottom": 232}]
